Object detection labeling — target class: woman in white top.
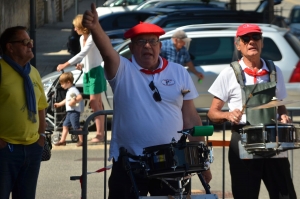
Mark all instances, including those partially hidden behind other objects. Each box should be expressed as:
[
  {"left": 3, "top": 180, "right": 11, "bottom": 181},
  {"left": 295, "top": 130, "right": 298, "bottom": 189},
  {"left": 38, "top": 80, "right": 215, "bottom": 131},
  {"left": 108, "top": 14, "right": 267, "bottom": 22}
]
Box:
[{"left": 57, "top": 14, "right": 106, "bottom": 144}]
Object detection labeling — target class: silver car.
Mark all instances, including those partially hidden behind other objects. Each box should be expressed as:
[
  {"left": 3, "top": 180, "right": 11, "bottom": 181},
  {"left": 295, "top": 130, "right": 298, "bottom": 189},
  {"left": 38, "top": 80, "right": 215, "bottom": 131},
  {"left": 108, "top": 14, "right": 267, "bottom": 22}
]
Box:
[{"left": 42, "top": 23, "right": 300, "bottom": 124}]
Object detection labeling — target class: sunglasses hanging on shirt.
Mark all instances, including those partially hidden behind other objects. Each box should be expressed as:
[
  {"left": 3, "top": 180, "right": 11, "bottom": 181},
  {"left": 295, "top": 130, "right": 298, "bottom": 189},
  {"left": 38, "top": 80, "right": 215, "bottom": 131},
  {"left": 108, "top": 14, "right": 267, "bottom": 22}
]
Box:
[{"left": 149, "top": 81, "right": 162, "bottom": 102}]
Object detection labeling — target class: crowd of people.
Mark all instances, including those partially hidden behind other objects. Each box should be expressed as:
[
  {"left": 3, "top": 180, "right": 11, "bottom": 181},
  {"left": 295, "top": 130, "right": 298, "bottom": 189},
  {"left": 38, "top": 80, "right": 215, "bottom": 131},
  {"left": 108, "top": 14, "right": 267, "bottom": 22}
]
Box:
[{"left": 0, "top": 2, "right": 298, "bottom": 199}]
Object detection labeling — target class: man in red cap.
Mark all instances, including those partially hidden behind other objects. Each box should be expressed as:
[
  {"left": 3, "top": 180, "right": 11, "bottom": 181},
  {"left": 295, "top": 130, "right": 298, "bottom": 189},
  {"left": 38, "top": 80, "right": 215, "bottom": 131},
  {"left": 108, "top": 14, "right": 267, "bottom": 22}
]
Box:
[
  {"left": 82, "top": 3, "right": 212, "bottom": 198},
  {"left": 207, "top": 23, "right": 296, "bottom": 198}
]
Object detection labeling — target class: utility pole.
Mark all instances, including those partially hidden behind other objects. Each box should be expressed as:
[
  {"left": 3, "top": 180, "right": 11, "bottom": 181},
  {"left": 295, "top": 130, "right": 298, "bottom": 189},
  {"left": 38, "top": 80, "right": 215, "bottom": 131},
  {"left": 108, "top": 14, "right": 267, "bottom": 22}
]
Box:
[
  {"left": 96, "top": 0, "right": 101, "bottom": 7},
  {"left": 229, "top": 0, "right": 237, "bottom": 11},
  {"left": 75, "top": 0, "right": 79, "bottom": 16},
  {"left": 30, "top": 0, "right": 36, "bottom": 67},
  {"left": 268, "top": 0, "right": 274, "bottom": 24}
]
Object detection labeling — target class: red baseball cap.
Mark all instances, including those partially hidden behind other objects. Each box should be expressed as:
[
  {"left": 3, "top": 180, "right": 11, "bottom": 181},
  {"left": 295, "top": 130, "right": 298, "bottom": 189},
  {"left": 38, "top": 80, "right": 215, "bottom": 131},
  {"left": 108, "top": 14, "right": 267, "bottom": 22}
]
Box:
[
  {"left": 236, "top": 24, "right": 262, "bottom": 37},
  {"left": 124, "top": 22, "right": 165, "bottom": 39}
]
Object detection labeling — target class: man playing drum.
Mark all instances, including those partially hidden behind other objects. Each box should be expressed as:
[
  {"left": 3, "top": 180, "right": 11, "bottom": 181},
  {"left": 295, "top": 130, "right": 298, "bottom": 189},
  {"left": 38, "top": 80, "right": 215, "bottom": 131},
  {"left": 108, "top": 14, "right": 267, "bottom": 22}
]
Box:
[
  {"left": 82, "top": 3, "right": 212, "bottom": 198},
  {"left": 207, "top": 24, "right": 296, "bottom": 199}
]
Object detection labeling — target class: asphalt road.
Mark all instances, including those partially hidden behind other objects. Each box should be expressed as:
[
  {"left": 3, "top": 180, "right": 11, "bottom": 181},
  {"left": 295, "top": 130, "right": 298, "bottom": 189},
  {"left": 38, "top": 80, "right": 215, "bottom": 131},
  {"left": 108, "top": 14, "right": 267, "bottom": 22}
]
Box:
[{"left": 33, "top": 130, "right": 300, "bottom": 199}]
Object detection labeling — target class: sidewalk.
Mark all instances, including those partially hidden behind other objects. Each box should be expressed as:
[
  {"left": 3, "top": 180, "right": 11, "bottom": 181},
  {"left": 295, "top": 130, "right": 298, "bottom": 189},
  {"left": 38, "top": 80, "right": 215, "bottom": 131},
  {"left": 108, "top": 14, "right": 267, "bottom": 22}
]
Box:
[{"left": 52, "top": 129, "right": 233, "bottom": 150}]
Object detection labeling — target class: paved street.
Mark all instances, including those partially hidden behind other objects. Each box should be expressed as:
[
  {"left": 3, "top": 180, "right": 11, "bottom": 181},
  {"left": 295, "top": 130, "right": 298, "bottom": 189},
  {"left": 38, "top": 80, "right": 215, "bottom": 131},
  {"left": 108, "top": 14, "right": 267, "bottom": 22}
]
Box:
[
  {"left": 36, "top": 130, "right": 300, "bottom": 199},
  {"left": 33, "top": 0, "right": 300, "bottom": 198}
]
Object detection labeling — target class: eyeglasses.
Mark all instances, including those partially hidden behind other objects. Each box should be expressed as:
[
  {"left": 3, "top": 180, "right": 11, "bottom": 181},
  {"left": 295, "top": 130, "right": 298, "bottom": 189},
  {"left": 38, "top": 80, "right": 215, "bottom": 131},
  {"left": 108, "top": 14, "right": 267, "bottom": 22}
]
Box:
[
  {"left": 134, "top": 39, "right": 159, "bottom": 47},
  {"left": 240, "top": 34, "right": 262, "bottom": 43},
  {"left": 149, "top": 81, "right": 162, "bottom": 102},
  {"left": 9, "top": 39, "right": 34, "bottom": 46}
]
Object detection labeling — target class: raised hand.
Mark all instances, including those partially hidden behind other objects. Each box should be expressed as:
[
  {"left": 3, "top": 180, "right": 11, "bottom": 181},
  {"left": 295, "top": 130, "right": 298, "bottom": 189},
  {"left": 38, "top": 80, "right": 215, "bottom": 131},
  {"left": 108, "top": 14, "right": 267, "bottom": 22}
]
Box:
[{"left": 82, "top": 3, "right": 99, "bottom": 31}]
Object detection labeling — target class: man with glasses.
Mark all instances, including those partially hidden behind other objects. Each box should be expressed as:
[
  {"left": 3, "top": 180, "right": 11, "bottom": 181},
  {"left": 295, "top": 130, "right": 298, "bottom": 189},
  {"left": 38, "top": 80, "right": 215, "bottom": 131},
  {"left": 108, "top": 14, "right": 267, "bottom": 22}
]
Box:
[
  {"left": 160, "top": 30, "right": 204, "bottom": 81},
  {"left": 82, "top": 3, "right": 212, "bottom": 198},
  {"left": 207, "top": 24, "right": 296, "bottom": 198},
  {"left": 0, "top": 26, "right": 48, "bottom": 198}
]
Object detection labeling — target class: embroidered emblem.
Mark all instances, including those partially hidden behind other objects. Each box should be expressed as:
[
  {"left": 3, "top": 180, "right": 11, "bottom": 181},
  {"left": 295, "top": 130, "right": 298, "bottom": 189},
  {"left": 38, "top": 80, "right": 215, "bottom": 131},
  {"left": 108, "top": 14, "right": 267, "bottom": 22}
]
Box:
[{"left": 162, "top": 79, "right": 175, "bottom": 86}]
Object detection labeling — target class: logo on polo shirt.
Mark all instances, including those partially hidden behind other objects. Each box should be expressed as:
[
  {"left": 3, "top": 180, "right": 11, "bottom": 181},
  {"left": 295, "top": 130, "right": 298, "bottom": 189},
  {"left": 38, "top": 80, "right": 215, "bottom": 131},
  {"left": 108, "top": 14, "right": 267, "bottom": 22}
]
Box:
[{"left": 162, "top": 79, "right": 175, "bottom": 86}]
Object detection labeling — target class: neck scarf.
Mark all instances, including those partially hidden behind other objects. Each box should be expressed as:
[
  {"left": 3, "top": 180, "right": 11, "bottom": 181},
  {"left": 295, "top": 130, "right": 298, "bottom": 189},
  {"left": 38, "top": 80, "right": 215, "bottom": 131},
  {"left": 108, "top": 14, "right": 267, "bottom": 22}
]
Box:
[
  {"left": 140, "top": 58, "right": 169, "bottom": 74},
  {"left": 3, "top": 55, "right": 36, "bottom": 123},
  {"left": 244, "top": 67, "right": 268, "bottom": 83}
]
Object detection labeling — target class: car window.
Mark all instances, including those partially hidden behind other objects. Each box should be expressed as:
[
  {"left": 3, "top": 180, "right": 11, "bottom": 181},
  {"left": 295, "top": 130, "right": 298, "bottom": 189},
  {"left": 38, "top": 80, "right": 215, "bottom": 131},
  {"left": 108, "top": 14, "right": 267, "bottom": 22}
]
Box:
[
  {"left": 128, "top": 0, "right": 145, "bottom": 5},
  {"left": 99, "top": 18, "right": 114, "bottom": 30},
  {"left": 111, "top": 0, "right": 124, "bottom": 6},
  {"left": 117, "top": 36, "right": 285, "bottom": 65},
  {"left": 155, "top": 15, "right": 261, "bottom": 29},
  {"left": 100, "top": 13, "right": 153, "bottom": 31},
  {"left": 290, "top": 8, "right": 300, "bottom": 23},
  {"left": 188, "top": 37, "right": 235, "bottom": 65},
  {"left": 114, "top": 15, "right": 144, "bottom": 29},
  {"left": 134, "top": 1, "right": 159, "bottom": 10},
  {"left": 261, "top": 37, "right": 282, "bottom": 61},
  {"left": 164, "top": 18, "right": 206, "bottom": 28},
  {"left": 186, "top": 36, "right": 282, "bottom": 66}
]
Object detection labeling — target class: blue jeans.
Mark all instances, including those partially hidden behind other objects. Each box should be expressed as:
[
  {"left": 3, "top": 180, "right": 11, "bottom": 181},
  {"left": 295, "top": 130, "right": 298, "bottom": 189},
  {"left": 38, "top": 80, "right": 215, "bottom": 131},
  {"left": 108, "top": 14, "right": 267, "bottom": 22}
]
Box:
[{"left": 0, "top": 141, "right": 43, "bottom": 199}]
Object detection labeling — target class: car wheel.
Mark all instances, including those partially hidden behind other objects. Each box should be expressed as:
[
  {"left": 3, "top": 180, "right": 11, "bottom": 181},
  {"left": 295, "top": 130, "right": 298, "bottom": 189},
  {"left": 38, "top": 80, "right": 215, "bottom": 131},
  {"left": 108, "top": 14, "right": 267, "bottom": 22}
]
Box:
[
  {"left": 51, "top": 133, "right": 60, "bottom": 145},
  {"left": 71, "top": 134, "right": 79, "bottom": 142}
]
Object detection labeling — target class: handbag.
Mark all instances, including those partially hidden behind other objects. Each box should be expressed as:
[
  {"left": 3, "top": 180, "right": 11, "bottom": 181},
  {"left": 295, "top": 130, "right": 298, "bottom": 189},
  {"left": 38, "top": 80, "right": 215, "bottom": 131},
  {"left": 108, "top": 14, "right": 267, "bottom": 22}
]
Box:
[{"left": 41, "top": 131, "right": 52, "bottom": 161}]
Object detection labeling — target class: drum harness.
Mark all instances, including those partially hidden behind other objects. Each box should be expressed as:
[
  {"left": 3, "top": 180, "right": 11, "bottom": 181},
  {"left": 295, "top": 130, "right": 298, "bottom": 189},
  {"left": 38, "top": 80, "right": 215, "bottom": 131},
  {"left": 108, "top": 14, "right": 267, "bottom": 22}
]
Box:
[
  {"left": 230, "top": 59, "right": 277, "bottom": 132},
  {"left": 228, "top": 59, "right": 295, "bottom": 158}
]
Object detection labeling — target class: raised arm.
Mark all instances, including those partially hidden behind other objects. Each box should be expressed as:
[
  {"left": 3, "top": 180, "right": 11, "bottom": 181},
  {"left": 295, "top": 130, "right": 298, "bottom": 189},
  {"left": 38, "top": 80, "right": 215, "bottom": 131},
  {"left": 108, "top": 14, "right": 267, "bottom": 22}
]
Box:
[{"left": 82, "top": 3, "right": 120, "bottom": 80}]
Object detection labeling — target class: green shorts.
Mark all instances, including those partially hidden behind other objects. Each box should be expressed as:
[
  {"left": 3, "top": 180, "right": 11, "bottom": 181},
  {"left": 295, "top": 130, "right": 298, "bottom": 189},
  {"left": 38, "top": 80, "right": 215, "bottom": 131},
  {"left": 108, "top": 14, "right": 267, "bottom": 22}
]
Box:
[{"left": 83, "top": 66, "right": 107, "bottom": 95}]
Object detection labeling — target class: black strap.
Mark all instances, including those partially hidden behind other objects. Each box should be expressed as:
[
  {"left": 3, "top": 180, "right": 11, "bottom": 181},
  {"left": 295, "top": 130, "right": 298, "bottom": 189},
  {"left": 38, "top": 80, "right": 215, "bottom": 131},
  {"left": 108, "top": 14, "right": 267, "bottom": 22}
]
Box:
[{"left": 230, "top": 59, "right": 277, "bottom": 105}]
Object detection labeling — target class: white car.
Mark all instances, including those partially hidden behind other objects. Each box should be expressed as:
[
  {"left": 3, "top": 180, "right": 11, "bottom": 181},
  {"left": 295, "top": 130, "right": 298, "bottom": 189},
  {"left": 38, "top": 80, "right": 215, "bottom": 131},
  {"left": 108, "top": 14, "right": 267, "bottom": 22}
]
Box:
[
  {"left": 42, "top": 23, "right": 300, "bottom": 126},
  {"left": 96, "top": 0, "right": 145, "bottom": 17},
  {"left": 96, "top": 0, "right": 227, "bottom": 17}
]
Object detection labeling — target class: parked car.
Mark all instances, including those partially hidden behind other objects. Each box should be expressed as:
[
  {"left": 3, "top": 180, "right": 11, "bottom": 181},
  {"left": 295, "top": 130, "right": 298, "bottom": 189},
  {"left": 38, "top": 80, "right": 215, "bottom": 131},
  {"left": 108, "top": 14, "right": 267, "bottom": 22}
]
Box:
[
  {"left": 67, "top": 9, "right": 173, "bottom": 55},
  {"left": 143, "top": 9, "right": 288, "bottom": 30},
  {"left": 96, "top": 0, "right": 145, "bottom": 16},
  {"left": 67, "top": 7, "right": 226, "bottom": 55},
  {"left": 43, "top": 23, "right": 300, "bottom": 125},
  {"left": 285, "top": 5, "right": 300, "bottom": 40},
  {"left": 132, "top": 0, "right": 228, "bottom": 10},
  {"left": 102, "top": 0, "right": 144, "bottom": 7}
]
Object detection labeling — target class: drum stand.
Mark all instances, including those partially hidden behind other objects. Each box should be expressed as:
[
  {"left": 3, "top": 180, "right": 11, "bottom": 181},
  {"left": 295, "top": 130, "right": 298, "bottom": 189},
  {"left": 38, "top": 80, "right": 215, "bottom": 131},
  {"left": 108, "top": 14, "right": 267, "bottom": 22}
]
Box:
[
  {"left": 273, "top": 104, "right": 280, "bottom": 150},
  {"left": 119, "top": 147, "right": 216, "bottom": 199},
  {"left": 156, "top": 176, "right": 190, "bottom": 199},
  {"left": 148, "top": 171, "right": 211, "bottom": 199},
  {"left": 122, "top": 154, "right": 140, "bottom": 199}
]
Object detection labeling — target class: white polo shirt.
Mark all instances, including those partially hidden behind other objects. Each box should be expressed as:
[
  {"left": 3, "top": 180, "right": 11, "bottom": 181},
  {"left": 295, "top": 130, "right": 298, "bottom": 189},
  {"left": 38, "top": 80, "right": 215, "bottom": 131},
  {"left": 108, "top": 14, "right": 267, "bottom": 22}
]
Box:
[
  {"left": 208, "top": 58, "right": 287, "bottom": 124},
  {"left": 107, "top": 55, "right": 198, "bottom": 161}
]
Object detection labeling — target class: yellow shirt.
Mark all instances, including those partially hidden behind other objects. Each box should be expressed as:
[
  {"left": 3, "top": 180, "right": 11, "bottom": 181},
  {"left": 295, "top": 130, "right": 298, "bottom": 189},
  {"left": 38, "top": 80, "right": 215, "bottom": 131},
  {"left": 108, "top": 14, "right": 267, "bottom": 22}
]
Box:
[{"left": 0, "top": 59, "right": 48, "bottom": 145}]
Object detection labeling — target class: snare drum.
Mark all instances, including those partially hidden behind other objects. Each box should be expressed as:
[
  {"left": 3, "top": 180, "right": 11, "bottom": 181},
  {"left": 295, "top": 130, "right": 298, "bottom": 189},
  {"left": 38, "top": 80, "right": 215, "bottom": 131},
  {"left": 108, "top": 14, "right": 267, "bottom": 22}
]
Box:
[
  {"left": 143, "top": 142, "right": 211, "bottom": 178},
  {"left": 241, "top": 124, "right": 300, "bottom": 151}
]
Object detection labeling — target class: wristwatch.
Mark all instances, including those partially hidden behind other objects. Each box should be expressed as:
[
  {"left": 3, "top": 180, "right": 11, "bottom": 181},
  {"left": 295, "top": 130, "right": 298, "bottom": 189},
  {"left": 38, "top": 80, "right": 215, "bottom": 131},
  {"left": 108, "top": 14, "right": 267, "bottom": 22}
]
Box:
[{"left": 40, "top": 133, "right": 46, "bottom": 138}]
